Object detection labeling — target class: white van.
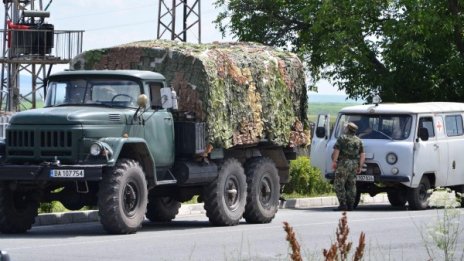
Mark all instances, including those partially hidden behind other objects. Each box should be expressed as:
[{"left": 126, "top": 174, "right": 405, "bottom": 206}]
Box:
[{"left": 310, "top": 101, "right": 464, "bottom": 210}]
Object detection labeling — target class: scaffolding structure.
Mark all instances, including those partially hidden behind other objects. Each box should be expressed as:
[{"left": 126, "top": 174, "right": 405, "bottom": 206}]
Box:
[
  {"left": 0, "top": 0, "right": 84, "bottom": 112},
  {"left": 157, "top": 0, "right": 201, "bottom": 43}
]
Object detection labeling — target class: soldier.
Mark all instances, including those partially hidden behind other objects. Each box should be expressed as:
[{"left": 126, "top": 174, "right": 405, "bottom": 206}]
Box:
[{"left": 331, "top": 122, "right": 365, "bottom": 211}]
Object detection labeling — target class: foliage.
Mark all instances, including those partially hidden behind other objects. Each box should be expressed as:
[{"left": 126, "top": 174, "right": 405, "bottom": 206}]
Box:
[
  {"left": 38, "top": 202, "right": 67, "bottom": 214},
  {"left": 284, "top": 156, "right": 333, "bottom": 196},
  {"left": 283, "top": 213, "right": 365, "bottom": 261},
  {"left": 420, "top": 188, "right": 463, "bottom": 261},
  {"left": 215, "top": 0, "right": 464, "bottom": 103},
  {"left": 323, "top": 212, "right": 366, "bottom": 261}
]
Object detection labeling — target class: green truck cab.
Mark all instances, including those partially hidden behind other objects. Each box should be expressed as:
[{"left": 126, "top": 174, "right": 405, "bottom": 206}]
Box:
[{"left": 0, "top": 70, "right": 294, "bottom": 234}]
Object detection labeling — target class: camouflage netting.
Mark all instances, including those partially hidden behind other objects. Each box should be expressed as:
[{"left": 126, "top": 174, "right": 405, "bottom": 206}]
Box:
[{"left": 71, "top": 40, "right": 310, "bottom": 149}]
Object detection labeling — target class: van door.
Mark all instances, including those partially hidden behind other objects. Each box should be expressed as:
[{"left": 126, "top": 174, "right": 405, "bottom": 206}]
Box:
[
  {"left": 413, "top": 116, "right": 446, "bottom": 187},
  {"left": 444, "top": 114, "right": 464, "bottom": 186},
  {"left": 310, "top": 114, "right": 331, "bottom": 173}
]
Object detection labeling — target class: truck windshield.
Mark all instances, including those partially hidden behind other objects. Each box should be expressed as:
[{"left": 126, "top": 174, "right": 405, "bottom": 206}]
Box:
[
  {"left": 335, "top": 114, "right": 413, "bottom": 140},
  {"left": 45, "top": 78, "right": 141, "bottom": 108}
]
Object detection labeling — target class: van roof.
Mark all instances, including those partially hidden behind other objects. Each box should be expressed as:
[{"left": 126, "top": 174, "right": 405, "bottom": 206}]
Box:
[{"left": 340, "top": 102, "right": 464, "bottom": 114}]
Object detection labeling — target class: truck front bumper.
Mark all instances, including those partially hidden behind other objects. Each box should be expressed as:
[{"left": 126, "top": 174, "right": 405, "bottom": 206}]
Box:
[{"left": 0, "top": 164, "right": 105, "bottom": 181}]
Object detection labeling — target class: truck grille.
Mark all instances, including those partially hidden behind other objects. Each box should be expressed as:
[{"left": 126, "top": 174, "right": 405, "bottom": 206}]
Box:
[{"left": 6, "top": 127, "right": 80, "bottom": 163}]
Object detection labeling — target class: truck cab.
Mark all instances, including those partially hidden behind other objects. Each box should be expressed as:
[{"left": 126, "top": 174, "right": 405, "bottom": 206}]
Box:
[
  {"left": 0, "top": 70, "right": 288, "bottom": 234},
  {"left": 311, "top": 101, "right": 464, "bottom": 210}
]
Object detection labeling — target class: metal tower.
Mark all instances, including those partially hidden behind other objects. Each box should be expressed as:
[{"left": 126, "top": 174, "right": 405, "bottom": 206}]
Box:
[
  {"left": 157, "top": 0, "right": 201, "bottom": 43},
  {"left": 0, "top": 0, "right": 84, "bottom": 112}
]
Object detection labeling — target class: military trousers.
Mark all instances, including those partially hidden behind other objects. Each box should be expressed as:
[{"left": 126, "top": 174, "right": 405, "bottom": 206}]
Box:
[{"left": 334, "top": 159, "right": 358, "bottom": 207}]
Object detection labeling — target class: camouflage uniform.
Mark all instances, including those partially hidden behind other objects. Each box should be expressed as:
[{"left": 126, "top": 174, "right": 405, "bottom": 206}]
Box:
[{"left": 333, "top": 132, "right": 364, "bottom": 209}]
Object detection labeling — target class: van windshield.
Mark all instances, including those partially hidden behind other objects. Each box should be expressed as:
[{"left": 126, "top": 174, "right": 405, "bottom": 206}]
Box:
[{"left": 335, "top": 114, "right": 413, "bottom": 140}]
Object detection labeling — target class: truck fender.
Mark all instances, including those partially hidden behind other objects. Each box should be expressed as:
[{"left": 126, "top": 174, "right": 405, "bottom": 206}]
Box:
[{"left": 98, "top": 137, "right": 156, "bottom": 186}]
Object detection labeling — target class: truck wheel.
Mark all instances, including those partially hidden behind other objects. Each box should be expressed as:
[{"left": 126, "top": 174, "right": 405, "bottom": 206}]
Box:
[
  {"left": 407, "top": 177, "right": 431, "bottom": 210},
  {"left": 387, "top": 190, "right": 407, "bottom": 207},
  {"left": 0, "top": 183, "right": 40, "bottom": 234},
  {"left": 203, "top": 158, "right": 246, "bottom": 226},
  {"left": 243, "top": 157, "right": 280, "bottom": 224},
  {"left": 98, "top": 159, "right": 148, "bottom": 234},
  {"left": 146, "top": 195, "right": 181, "bottom": 222}
]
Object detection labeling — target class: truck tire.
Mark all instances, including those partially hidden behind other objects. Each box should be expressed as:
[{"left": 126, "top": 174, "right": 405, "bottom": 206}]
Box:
[
  {"left": 387, "top": 190, "right": 407, "bottom": 207},
  {"left": 203, "top": 158, "right": 246, "bottom": 226},
  {"left": 407, "top": 177, "right": 431, "bottom": 210},
  {"left": 146, "top": 195, "right": 181, "bottom": 222},
  {"left": 98, "top": 159, "right": 148, "bottom": 234},
  {"left": 243, "top": 157, "right": 280, "bottom": 223},
  {"left": 0, "top": 183, "right": 40, "bottom": 234}
]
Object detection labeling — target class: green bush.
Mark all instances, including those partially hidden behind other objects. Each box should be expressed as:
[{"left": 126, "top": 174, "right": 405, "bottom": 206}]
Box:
[
  {"left": 284, "top": 156, "right": 333, "bottom": 196},
  {"left": 38, "top": 202, "right": 68, "bottom": 214}
]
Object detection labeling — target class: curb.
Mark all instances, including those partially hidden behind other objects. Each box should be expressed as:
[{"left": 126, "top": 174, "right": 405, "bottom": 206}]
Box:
[{"left": 34, "top": 194, "right": 388, "bottom": 227}]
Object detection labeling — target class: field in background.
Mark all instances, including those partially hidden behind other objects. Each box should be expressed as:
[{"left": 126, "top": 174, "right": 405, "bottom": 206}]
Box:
[{"left": 308, "top": 102, "right": 360, "bottom": 123}]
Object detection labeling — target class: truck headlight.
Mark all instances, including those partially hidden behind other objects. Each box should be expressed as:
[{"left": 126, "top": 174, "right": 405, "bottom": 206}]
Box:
[
  {"left": 90, "top": 143, "right": 102, "bottom": 156},
  {"left": 386, "top": 152, "right": 398, "bottom": 165}
]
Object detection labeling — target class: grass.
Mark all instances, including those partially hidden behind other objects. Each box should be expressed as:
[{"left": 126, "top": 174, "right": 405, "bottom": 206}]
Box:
[{"left": 308, "top": 102, "right": 359, "bottom": 123}]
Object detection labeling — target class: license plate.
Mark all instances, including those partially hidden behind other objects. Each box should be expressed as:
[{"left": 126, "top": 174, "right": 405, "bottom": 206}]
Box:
[
  {"left": 50, "top": 169, "right": 84, "bottom": 178},
  {"left": 357, "top": 175, "right": 374, "bottom": 182}
]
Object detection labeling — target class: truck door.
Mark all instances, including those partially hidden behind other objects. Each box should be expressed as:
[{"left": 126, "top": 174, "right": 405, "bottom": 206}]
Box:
[
  {"left": 413, "top": 116, "right": 445, "bottom": 187},
  {"left": 144, "top": 82, "right": 175, "bottom": 169},
  {"left": 310, "top": 114, "right": 331, "bottom": 173}
]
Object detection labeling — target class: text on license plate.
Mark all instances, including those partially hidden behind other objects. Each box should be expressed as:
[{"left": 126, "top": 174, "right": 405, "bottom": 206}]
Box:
[
  {"left": 356, "top": 175, "right": 374, "bottom": 182},
  {"left": 50, "top": 169, "right": 84, "bottom": 178}
]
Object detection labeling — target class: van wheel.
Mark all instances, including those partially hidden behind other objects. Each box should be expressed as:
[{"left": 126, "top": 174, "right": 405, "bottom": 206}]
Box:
[
  {"left": 146, "top": 195, "right": 181, "bottom": 222},
  {"left": 387, "top": 190, "right": 407, "bottom": 207},
  {"left": 353, "top": 191, "right": 361, "bottom": 209},
  {"left": 98, "top": 159, "right": 148, "bottom": 234},
  {"left": 407, "top": 177, "right": 431, "bottom": 210},
  {"left": 203, "top": 158, "right": 246, "bottom": 226},
  {"left": 0, "top": 183, "right": 40, "bottom": 234},
  {"left": 243, "top": 157, "right": 280, "bottom": 224}
]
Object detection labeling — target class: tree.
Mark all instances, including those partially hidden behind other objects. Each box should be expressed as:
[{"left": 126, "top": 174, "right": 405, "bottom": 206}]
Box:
[{"left": 214, "top": 0, "right": 464, "bottom": 102}]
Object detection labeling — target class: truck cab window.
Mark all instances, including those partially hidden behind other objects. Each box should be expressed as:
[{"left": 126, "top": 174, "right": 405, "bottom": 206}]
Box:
[{"left": 149, "top": 83, "right": 163, "bottom": 109}]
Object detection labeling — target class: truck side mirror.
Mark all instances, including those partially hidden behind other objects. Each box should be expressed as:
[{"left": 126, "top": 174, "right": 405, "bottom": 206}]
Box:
[
  {"left": 418, "top": 127, "right": 429, "bottom": 141},
  {"left": 315, "top": 126, "right": 326, "bottom": 138}
]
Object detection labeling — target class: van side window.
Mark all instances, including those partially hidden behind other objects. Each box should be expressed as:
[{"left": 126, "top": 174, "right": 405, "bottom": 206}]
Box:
[
  {"left": 445, "top": 115, "right": 464, "bottom": 137},
  {"left": 418, "top": 117, "right": 435, "bottom": 138}
]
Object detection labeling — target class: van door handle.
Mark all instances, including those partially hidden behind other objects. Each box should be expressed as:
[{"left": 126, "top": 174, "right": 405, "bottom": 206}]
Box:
[{"left": 433, "top": 144, "right": 439, "bottom": 150}]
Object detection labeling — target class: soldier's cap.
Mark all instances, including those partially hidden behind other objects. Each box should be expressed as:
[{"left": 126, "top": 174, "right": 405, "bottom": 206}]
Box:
[{"left": 346, "top": 122, "right": 358, "bottom": 132}]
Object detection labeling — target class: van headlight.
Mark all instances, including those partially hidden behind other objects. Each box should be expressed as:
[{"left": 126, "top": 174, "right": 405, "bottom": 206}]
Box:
[{"left": 386, "top": 152, "right": 398, "bottom": 165}]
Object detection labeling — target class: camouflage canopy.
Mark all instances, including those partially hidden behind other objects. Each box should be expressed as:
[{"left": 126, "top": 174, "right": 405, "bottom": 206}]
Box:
[{"left": 71, "top": 40, "right": 309, "bottom": 149}]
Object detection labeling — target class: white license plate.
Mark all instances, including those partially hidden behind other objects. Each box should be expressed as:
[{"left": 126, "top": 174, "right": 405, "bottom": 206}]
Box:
[
  {"left": 357, "top": 175, "right": 374, "bottom": 182},
  {"left": 50, "top": 169, "right": 84, "bottom": 178}
]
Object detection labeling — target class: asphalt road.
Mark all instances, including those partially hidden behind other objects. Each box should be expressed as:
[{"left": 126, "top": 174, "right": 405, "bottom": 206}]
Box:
[{"left": 1, "top": 204, "right": 464, "bottom": 261}]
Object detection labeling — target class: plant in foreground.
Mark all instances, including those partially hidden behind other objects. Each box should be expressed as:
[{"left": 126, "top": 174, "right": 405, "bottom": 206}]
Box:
[
  {"left": 323, "top": 211, "right": 365, "bottom": 261},
  {"left": 420, "top": 188, "right": 463, "bottom": 261},
  {"left": 283, "top": 212, "right": 365, "bottom": 261}
]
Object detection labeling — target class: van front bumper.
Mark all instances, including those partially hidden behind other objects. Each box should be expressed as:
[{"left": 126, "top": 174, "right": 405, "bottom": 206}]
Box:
[
  {"left": 0, "top": 164, "right": 105, "bottom": 181},
  {"left": 325, "top": 173, "right": 410, "bottom": 183}
]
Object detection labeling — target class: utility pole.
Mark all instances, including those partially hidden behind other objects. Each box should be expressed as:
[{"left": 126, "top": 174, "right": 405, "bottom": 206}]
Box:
[
  {"left": 0, "top": 0, "right": 84, "bottom": 111},
  {"left": 157, "top": 0, "right": 201, "bottom": 43}
]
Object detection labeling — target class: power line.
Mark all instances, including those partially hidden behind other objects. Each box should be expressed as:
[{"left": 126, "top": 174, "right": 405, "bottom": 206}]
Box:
[
  {"left": 52, "top": 4, "right": 156, "bottom": 21},
  {"left": 84, "top": 19, "right": 155, "bottom": 32}
]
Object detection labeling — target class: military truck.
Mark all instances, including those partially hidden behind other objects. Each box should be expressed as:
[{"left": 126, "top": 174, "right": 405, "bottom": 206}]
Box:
[{"left": 0, "top": 69, "right": 307, "bottom": 234}]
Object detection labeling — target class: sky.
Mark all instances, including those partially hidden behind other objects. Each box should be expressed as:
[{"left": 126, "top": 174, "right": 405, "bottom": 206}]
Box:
[{"left": 2, "top": 0, "right": 342, "bottom": 95}]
